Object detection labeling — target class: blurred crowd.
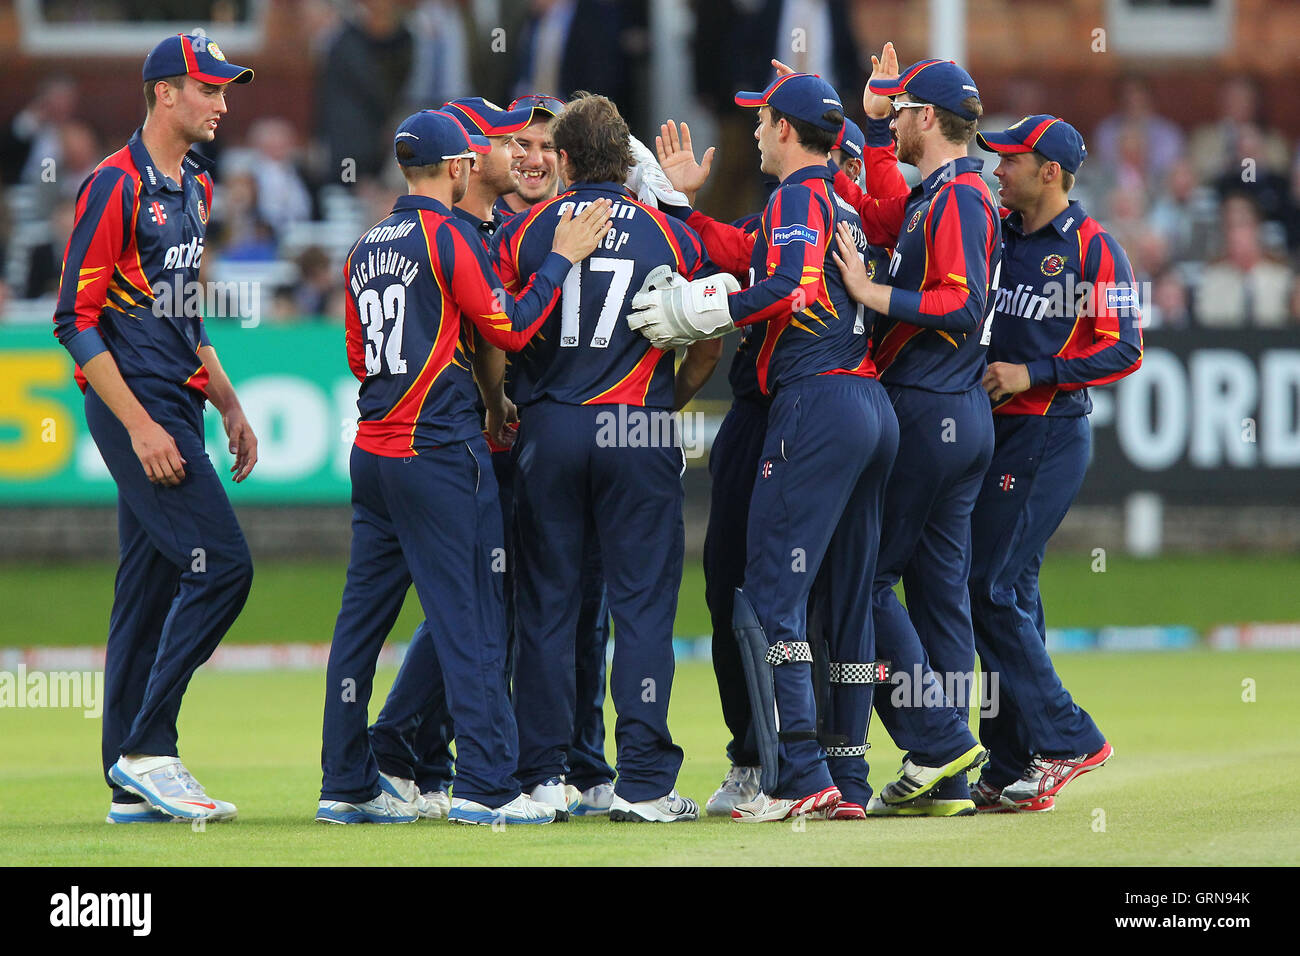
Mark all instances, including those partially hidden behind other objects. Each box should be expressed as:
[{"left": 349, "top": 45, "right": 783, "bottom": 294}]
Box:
[{"left": 2, "top": 0, "right": 1299, "bottom": 329}]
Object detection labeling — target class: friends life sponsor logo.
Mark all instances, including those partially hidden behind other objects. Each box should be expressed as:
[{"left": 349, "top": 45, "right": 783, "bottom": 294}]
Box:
[
  {"left": 993, "top": 275, "right": 1147, "bottom": 324},
  {"left": 771, "top": 224, "right": 819, "bottom": 247},
  {"left": 151, "top": 274, "right": 263, "bottom": 328},
  {"left": 593, "top": 404, "right": 709, "bottom": 459},
  {"left": 0, "top": 665, "right": 102, "bottom": 718},
  {"left": 888, "top": 664, "right": 1000, "bottom": 717},
  {"left": 50, "top": 886, "right": 151, "bottom": 936}
]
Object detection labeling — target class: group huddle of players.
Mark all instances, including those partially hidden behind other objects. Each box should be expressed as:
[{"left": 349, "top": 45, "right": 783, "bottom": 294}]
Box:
[{"left": 59, "top": 34, "right": 1140, "bottom": 828}]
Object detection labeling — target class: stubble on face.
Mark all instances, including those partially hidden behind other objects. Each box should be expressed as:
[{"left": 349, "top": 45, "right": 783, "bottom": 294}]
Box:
[{"left": 512, "top": 122, "right": 559, "bottom": 202}]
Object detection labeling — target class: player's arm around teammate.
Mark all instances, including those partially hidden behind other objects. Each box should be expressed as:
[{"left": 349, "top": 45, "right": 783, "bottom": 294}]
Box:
[
  {"left": 318, "top": 109, "right": 611, "bottom": 826},
  {"left": 963, "top": 117, "right": 1139, "bottom": 812}
]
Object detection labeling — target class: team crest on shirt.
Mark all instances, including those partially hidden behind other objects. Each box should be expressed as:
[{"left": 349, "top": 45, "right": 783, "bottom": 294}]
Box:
[
  {"left": 866, "top": 259, "right": 877, "bottom": 280},
  {"left": 207, "top": 41, "right": 227, "bottom": 61},
  {"left": 1040, "top": 254, "right": 1065, "bottom": 277},
  {"left": 196, "top": 198, "right": 208, "bottom": 224},
  {"left": 907, "top": 209, "right": 923, "bottom": 233}
]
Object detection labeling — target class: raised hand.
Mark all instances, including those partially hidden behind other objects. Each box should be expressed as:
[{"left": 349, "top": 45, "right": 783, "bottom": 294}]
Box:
[
  {"left": 865, "top": 41, "right": 900, "bottom": 120},
  {"left": 655, "top": 120, "right": 714, "bottom": 205}
]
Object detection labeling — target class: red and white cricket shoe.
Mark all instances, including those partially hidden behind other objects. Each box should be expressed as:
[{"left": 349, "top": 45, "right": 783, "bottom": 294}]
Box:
[
  {"left": 1000, "top": 742, "right": 1114, "bottom": 808},
  {"left": 731, "top": 785, "right": 841, "bottom": 823}
]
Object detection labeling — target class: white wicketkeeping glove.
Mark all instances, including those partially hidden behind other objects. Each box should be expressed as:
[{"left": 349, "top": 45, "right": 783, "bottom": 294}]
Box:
[
  {"left": 628, "top": 265, "right": 740, "bottom": 349},
  {"left": 627, "top": 134, "right": 692, "bottom": 209}
]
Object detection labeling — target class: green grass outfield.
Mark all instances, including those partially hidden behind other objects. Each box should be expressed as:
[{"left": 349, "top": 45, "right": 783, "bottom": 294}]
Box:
[
  {"left": 1, "top": 554, "right": 1299, "bottom": 865},
  {"left": 2, "top": 653, "right": 1298, "bottom": 865},
  {"left": 3, "top": 553, "right": 1300, "bottom": 646}
]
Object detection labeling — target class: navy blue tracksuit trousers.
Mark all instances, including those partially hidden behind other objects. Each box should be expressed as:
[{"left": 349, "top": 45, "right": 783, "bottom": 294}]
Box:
[
  {"left": 702, "top": 396, "right": 769, "bottom": 769},
  {"left": 512, "top": 401, "right": 684, "bottom": 803},
  {"left": 86, "top": 379, "right": 253, "bottom": 804},
  {"left": 968, "top": 414, "right": 1105, "bottom": 787},
  {"left": 744, "top": 375, "right": 897, "bottom": 802},
  {"left": 871, "top": 383, "right": 992, "bottom": 796},
  {"left": 321, "top": 438, "right": 520, "bottom": 808}
]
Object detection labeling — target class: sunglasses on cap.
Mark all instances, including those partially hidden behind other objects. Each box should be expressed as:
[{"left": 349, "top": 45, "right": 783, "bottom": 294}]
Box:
[{"left": 509, "top": 94, "right": 566, "bottom": 116}]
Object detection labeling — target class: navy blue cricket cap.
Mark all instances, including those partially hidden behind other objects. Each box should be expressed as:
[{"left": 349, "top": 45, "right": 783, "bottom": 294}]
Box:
[
  {"left": 833, "top": 117, "right": 865, "bottom": 160},
  {"left": 394, "top": 110, "right": 490, "bottom": 166},
  {"left": 143, "top": 34, "right": 253, "bottom": 85},
  {"left": 869, "top": 58, "right": 980, "bottom": 120},
  {"left": 442, "top": 97, "right": 534, "bottom": 136},
  {"left": 977, "top": 115, "right": 1088, "bottom": 174},
  {"left": 735, "top": 73, "right": 845, "bottom": 132}
]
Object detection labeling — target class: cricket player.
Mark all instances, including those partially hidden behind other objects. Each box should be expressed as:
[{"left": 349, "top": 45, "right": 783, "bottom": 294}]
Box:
[
  {"left": 52, "top": 34, "right": 255, "bottom": 824},
  {"left": 830, "top": 54, "right": 1001, "bottom": 816},
  {"left": 364, "top": 95, "right": 535, "bottom": 820},
  {"left": 640, "top": 73, "right": 898, "bottom": 822},
  {"left": 683, "top": 106, "right": 909, "bottom": 817},
  {"left": 497, "top": 93, "right": 720, "bottom": 823},
  {"left": 966, "top": 116, "right": 1137, "bottom": 811},
  {"left": 317, "top": 108, "right": 612, "bottom": 825}
]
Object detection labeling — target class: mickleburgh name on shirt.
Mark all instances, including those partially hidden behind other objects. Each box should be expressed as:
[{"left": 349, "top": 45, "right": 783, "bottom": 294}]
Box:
[{"left": 350, "top": 248, "right": 421, "bottom": 296}]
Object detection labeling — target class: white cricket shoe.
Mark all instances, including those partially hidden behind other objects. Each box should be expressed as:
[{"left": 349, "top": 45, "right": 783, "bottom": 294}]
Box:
[
  {"left": 573, "top": 782, "right": 615, "bottom": 816},
  {"left": 705, "top": 765, "right": 761, "bottom": 817},
  {"left": 418, "top": 789, "right": 451, "bottom": 820},
  {"left": 447, "top": 793, "right": 556, "bottom": 826},
  {"left": 731, "top": 785, "right": 840, "bottom": 823},
  {"left": 107, "top": 755, "right": 234, "bottom": 821},
  {"left": 528, "top": 776, "right": 580, "bottom": 821},
  {"left": 315, "top": 791, "right": 418, "bottom": 824},
  {"left": 609, "top": 789, "right": 699, "bottom": 822},
  {"left": 106, "top": 799, "right": 237, "bottom": 823}
]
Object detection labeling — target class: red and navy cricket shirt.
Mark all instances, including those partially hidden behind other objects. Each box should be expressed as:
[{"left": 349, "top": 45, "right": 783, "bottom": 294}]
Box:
[
  {"left": 495, "top": 181, "right": 710, "bottom": 408},
  {"left": 344, "top": 194, "right": 569, "bottom": 456},
  {"left": 53, "top": 129, "right": 215, "bottom": 394},
  {"left": 990, "top": 201, "right": 1143, "bottom": 416},
  {"left": 870, "top": 156, "right": 1002, "bottom": 393}
]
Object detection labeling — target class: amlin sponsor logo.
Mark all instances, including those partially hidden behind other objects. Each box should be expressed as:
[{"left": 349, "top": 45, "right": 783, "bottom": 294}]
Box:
[{"left": 49, "top": 886, "right": 151, "bottom": 936}]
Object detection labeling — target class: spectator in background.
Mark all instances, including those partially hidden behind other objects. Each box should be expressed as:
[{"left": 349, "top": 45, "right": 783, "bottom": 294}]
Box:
[
  {"left": 314, "top": 0, "right": 414, "bottom": 181},
  {"left": 208, "top": 170, "right": 277, "bottom": 262},
  {"left": 1148, "top": 267, "right": 1193, "bottom": 330},
  {"left": 56, "top": 120, "right": 103, "bottom": 201},
  {"left": 1148, "top": 157, "right": 1218, "bottom": 263},
  {"left": 407, "top": 0, "right": 473, "bottom": 107},
  {"left": 246, "top": 117, "right": 314, "bottom": 233},
  {"left": 0, "top": 75, "right": 78, "bottom": 186},
  {"left": 22, "top": 197, "right": 75, "bottom": 299},
  {"left": 291, "top": 246, "right": 337, "bottom": 319},
  {"left": 1093, "top": 75, "right": 1183, "bottom": 186},
  {"left": 1212, "top": 122, "right": 1293, "bottom": 231},
  {"left": 690, "top": 0, "right": 863, "bottom": 222},
  {"left": 1187, "top": 76, "right": 1290, "bottom": 184},
  {"left": 1197, "top": 196, "right": 1294, "bottom": 328},
  {"left": 512, "top": 1, "right": 651, "bottom": 132}
]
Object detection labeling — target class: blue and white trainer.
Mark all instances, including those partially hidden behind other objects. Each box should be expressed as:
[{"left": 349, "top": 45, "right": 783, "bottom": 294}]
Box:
[
  {"left": 447, "top": 793, "right": 556, "bottom": 826},
  {"left": 573, "top": 781, "right": 615, "bottom": 816},
  {"left": 315, "top": 791, "right": 419, "bottom": 824},
  {"left": 107, "top": 756, "right": 234, "bottom": 821}
]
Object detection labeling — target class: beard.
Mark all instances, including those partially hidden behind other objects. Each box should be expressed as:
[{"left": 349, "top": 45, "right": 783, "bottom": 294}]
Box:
[
  {"left": 896, "top": 126, "right": 922, "bottom": 167},
  {"left": 451, "top": 163, "right": 471, "bottom": 203}
]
